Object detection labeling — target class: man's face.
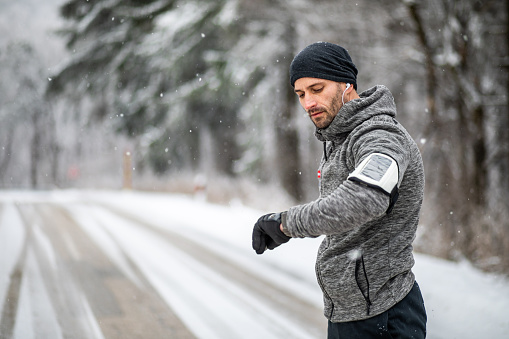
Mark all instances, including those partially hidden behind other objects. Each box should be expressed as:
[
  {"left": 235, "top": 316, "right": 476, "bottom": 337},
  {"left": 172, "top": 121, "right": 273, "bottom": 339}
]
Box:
[{"left": 294, "top": 77, "right": 343, "bottom": 129}]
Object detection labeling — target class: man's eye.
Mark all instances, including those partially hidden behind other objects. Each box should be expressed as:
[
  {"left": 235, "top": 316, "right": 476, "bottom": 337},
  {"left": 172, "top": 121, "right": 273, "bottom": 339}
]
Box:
[{"left": 312, "top": 87, "right": 323, "bottom": 93}]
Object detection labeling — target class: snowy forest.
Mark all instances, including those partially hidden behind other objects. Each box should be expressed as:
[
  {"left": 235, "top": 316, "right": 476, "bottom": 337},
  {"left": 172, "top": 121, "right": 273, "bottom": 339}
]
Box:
[{"left": 1, "top": 0, "right": 508, "bottom": 274}]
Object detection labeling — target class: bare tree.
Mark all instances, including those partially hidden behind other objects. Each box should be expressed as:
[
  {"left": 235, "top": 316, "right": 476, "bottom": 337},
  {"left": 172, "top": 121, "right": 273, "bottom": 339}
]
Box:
[{"left": 392, "top": 0, "right": 509, "bottom": 271}]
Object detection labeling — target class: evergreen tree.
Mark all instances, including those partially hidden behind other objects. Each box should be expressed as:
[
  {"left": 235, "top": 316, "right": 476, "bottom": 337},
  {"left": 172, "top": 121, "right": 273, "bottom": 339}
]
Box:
[{"left": 49, "top": 0, "right": 306, "bottom": 198}]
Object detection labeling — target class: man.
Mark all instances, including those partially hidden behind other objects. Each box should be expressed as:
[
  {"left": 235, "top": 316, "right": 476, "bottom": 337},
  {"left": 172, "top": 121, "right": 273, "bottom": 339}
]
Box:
[{"left": 252, "top": 42, "right": 427, "bottom": 338}]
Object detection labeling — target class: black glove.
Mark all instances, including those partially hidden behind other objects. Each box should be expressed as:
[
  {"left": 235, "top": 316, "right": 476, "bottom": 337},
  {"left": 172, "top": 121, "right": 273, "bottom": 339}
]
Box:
[{"left": 252, "top": 212, "right": 290, "bottom": 255}]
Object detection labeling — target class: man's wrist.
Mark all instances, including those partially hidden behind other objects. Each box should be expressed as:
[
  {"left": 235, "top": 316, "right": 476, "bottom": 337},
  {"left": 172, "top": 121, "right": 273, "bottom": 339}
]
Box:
[{"left": 280, "top": 211, "right": 291, "bottom": 237}]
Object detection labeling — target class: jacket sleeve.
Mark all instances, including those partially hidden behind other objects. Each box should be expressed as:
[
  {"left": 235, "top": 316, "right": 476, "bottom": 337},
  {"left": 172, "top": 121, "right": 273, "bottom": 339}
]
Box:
[
  {"left": 285, "top": 123, "right": 411, "bottom": 238},
  {"left": 285, "top": 180, "right": 388, "bottom": 238}
]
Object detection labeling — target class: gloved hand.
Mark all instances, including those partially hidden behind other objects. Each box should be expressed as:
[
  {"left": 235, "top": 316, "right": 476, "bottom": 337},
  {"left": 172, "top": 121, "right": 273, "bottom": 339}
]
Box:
[{"left": 252, "top": 212, "right": 290, "bottom": 255}]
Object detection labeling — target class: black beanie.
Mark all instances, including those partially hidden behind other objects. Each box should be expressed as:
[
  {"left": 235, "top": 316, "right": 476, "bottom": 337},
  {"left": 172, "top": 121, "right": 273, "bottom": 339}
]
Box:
[{"left": 290, "top": 42, "right": 358, "bottom": 89}]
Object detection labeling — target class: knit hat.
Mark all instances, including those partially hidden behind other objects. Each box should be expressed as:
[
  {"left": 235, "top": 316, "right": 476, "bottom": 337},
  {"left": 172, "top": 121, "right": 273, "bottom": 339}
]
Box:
[{"left": 290, "top": 42, "right": 358, "bottom": 89}]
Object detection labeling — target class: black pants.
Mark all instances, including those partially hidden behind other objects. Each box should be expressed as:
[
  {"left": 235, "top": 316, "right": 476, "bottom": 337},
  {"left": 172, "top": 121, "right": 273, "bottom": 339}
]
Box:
[{"left": 327, "top": 282, "right": 427, "bottom": 339}]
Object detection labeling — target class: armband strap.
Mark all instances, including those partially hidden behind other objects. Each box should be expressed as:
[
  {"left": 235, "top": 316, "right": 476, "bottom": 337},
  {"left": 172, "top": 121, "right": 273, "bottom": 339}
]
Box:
[{"left": 347, "top": 153, "right": 400, "bottom": 214}]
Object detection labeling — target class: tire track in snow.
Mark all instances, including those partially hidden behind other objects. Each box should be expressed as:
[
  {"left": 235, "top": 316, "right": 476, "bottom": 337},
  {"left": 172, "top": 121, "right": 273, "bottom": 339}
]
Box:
[
  {"left": 0, "top": 203, "right": 28, "bottom": 339},
  {"left": 37, "top": 202, "right": 196, "bottom": 339},
  {"left": 1, "top": 202, "right": 196, "bottom": 339},
  {"left": 96, "top": 202, "right": 327, "bottom": 338},
  {"left": 22, "top": 202, "right": 115, "bottom": 338}
]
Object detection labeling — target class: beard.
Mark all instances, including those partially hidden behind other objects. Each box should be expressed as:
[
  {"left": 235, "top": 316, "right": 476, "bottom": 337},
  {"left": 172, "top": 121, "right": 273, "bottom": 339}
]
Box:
[{"left": 308, "top": 86, "right": 343, "bottom": 129}]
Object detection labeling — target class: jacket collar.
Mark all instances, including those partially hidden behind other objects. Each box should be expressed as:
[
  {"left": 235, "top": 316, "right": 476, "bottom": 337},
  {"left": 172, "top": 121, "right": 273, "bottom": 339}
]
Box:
[{"left": 315, "top": 85, "right": 397, "bottom": 142}]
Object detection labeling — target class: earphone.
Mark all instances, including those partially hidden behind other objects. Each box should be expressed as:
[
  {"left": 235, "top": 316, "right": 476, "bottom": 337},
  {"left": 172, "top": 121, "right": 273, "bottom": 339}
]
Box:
[{"left": 342, "top": 83, "right": 351, "bottom": 105}]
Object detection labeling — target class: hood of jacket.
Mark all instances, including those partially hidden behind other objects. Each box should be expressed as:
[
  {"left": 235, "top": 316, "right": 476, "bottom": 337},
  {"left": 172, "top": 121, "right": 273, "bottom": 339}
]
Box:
[{"left": 315, "top": 85, "right": 397, "bottom": 142}]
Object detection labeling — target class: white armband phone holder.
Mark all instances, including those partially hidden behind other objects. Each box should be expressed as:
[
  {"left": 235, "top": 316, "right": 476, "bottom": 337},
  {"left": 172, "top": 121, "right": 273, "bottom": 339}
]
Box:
[{"left": 347, "top": 153, "right": 400, "bottom": 214}]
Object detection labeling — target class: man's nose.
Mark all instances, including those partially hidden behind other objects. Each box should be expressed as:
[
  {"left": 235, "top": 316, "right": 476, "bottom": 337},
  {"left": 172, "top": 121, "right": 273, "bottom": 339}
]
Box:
[{"left": 304, "top": 96, "right": 317, "bottom": 111}]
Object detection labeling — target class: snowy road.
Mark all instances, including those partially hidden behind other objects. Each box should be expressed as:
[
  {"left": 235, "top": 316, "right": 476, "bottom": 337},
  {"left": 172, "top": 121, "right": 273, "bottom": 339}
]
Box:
[
  {"left": 1, "top": 190, "right": 509, "bottom": 339},
  {"left": 0, "top": 192, "right": 326, "bottom": 339}
]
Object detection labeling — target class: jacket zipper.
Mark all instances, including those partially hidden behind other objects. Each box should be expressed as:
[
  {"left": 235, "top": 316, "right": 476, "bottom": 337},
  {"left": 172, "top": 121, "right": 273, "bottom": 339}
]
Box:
[
  {"left": 318, "top": 141, "right": 334, "bottom": 317},
  {"left": 355, "top": 253, "right": 372, "bottom": 316}
]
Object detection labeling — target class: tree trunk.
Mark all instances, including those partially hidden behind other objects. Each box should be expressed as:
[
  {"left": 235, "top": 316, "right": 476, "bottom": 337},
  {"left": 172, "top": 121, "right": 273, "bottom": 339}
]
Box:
[
  {"left": 506, "top": 0, "right": 509, "bottom": 194},
  {"left": 407, "top": 2, "right": 438, "bottom": 130},
  {"left": 274, "top": 20, "right": 303, "bottom": 201},
  {"left": 0, "top": 127, "right": 15, "bottom": 185},
  {"left": 472, "top": 106, "right": 487, "bottom": 206},
  {"left": 277, "top": 82, "right": 303, "bottom": 201},
  {"left": 30, "top": 113, "right": 41, "bottom": 188}
]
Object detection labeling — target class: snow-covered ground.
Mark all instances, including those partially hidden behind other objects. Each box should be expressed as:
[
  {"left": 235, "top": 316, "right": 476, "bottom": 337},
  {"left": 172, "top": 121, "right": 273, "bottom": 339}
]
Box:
[{"left": 1, "top": 190, "right": 508, "bottom": 339}]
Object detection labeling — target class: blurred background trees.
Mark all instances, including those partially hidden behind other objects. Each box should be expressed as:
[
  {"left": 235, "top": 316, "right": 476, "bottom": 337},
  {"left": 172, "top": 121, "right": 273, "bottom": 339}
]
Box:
[
  {"left": 0, "top": 0, "right": 508, "bottom": 273},
  {"left": 388, "top": 0, "right": 509, "bottom": 270},
  {"left": 0, "top": 43, "right": 58, "bottom": 188}
]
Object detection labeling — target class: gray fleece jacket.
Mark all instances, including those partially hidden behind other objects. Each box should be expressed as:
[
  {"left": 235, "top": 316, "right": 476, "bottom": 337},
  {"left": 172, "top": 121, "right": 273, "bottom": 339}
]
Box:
[{"left": 284, "top": 85, "right": 425, "bottom": 322}]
